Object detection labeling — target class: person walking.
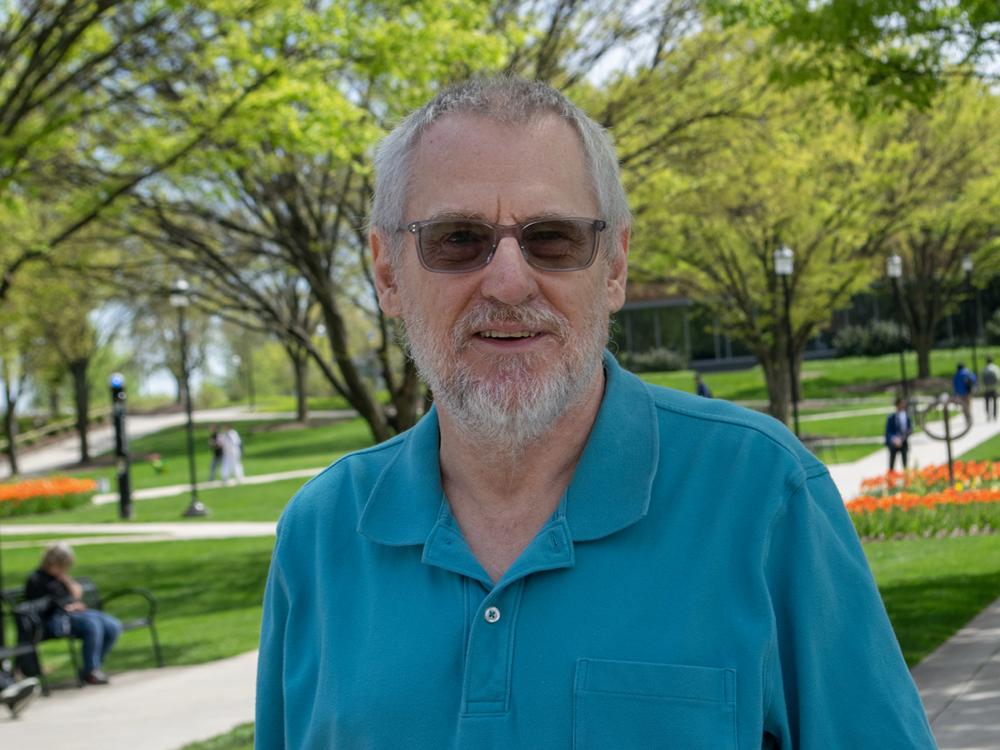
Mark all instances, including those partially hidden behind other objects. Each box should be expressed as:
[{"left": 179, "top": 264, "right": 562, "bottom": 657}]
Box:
[
  {"left": 220, "top": 424, "right": 245, "bottom": 485},
  {"left": 983, "top": 356, "right": 999, "bottom": 422},
  {"left": 953, "top": 362, "right": 976, "bottom": 423},
  {"left": 207, "top": 425, "right": 224, "bottom": 481},
  {"left": 24, "top": 543, "right": 122, "bottom": 685},
  {"left": 885, "top": 397, "right": 912, "bottom": 471},
  {"left": 694, "top": 372, "right": 712, "bottom": 398}
]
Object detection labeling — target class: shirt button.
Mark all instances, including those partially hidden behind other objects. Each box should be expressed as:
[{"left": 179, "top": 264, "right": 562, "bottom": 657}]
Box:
[{"left": 484, "top": 606, "right": 501, "bottom": 624}]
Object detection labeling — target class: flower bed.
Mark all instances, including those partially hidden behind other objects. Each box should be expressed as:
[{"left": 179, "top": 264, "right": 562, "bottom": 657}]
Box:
[
  {"left": 848, "top": 461, "right": 1000, "bottom": 539},
  {"left": 0, "top": 477, "right": 98, "bottom": 518}
]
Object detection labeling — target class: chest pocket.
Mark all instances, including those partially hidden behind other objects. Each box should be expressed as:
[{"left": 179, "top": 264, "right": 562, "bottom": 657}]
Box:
[{"left": 573, "top": 659, "right": 737, "bottom": 750}]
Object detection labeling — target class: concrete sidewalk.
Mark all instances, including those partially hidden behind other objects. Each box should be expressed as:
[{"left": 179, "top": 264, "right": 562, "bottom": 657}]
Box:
[
  {"left": 0, "top": 651, "right": 258, "bottom": 749},
  {"left": 913, "top": 597, "right": 1000, "bottom": 750}
]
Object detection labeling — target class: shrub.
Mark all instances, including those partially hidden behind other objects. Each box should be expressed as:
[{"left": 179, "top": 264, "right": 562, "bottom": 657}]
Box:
[
  {"left": 0, "top": 477, "right": 97, "bottom": 518},
  {"left": 616, "top": 347, "right": 688, "bottom": 373},
  {"left": 833, "top": 320, "right": 909, "bottom": 357}
]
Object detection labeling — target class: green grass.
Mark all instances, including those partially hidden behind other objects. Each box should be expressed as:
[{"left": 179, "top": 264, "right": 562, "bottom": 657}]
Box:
[
  {"left": 250, "top": 394, "right": 353, "bottom": 413},
  {"left": 65, "top": 417, "right": 373, "bottom": 491},
  {"left": 812, "top": 443, "right": 880, "bottom": 464},
  {"left": 180, "top": 723, "right": 254, "bottom": 750},
  {"left": 642, "top": 348, "right": 967, "bottom": 402},
  {"left": 3, "top": 477, "right": 304, "bottom": 525},
  {"left": 799, "top": 413, "right": 887, "bottom": 438},
  {"left": 865, "top": 534, "right": 1000, "bottom": 666},
  {"left": 0, "top": 537, "right": 275, "bottom": 689},
  {"left": 960, "top": 431, "right": 1000, "bottom": 461}
]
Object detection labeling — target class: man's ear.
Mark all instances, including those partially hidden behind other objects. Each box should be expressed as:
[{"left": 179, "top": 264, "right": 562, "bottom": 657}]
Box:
[
  {"left": 606, "top": 225, "right": 630, "bottom": 313},
  {"left": 371, "top": 229, "right": 401, "bottom": 317}
]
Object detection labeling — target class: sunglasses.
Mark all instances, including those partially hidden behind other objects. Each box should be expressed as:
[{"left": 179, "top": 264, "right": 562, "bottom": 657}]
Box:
[{"left": 405, "top": 217, "right": 607, "bottom": 273}]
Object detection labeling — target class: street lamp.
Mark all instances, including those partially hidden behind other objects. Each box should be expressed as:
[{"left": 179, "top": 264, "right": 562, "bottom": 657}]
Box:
[
  {"left": 774, "top": 245, "right": 800, "bottom": 437},
  {"left": 886, "top": 254, "right": 910, "bottom": 403},
  {"left": 961, "top": 255, "right": 980, "bottom": 378},
  {"left": 170, "top": 279, "right": 207, "bottom": 517}
]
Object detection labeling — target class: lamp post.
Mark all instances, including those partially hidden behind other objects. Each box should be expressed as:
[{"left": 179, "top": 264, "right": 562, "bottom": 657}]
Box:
[
  {"left": 774, "top": 245, "right": 800, "bottom": 437},
  {"left": 961, "top": 255, "right": 980, "bottom": 378},
  {"left": 170, "top": 280, "right": 207, "bottom": 517},
  {"left": 886, "top": 254, "right": 910, "bottom": 403}
]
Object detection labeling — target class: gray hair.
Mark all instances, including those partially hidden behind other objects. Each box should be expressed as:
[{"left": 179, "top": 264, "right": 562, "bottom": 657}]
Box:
[
  {"left": 41, "top": 542, "right": 75, "bottom": 570},
  {"left": 370, "top": 76, "right": 631, "bottom": 264}
]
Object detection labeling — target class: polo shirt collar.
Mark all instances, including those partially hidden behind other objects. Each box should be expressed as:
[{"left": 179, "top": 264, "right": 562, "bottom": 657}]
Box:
[{"left": 357, "top": 351, "right": 659, "bottom": 546}]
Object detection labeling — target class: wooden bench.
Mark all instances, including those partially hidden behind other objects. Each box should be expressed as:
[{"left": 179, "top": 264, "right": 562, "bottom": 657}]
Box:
[{"left": 1, "top": 576, "right": 164, "bottom": 693}]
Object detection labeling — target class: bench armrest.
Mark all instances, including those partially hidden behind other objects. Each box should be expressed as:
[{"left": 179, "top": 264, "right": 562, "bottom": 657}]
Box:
[{"left": 101, "top": 587, "right": 158, "bottom": 620}]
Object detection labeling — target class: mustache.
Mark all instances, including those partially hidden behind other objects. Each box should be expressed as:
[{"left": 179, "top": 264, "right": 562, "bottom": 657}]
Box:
[{"left": 453, "top": 302, "right": 569, "bottom": 346}]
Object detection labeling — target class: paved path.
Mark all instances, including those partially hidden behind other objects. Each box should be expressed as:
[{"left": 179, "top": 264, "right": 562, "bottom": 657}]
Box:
[
  {"left": 0, "top": 651, "right": 258, "bottom": 749},
  {"left": 0, "top": 407, "right": 354, "bottom": 480}
]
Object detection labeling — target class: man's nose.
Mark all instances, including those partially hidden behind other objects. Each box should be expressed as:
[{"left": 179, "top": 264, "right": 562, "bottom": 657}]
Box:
[{"left": 478, "top": 236, "right": 538, "bottom": 305}]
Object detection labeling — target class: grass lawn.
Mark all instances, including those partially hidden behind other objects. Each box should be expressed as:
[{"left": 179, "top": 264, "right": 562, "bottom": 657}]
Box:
[
  {"left": 642, "top": 348, "right": 968, "bottom": 402},
  {"left": 959, "top": 431, "right": 1000, "bottom": 461},
  {"left": 65, "top": 417, "right": 373, "bottom": 491},
  {"left": 0, "top": 537, "right": 274, "bottom": 689},
  {"left": 799, "top": 413, "right": 887, "bottom": 438},
  {"left": 3, "top": 477, "right": 305, "bottom": 525},
  {"left": 812, "top": 443, "right": 880, "bottom": 465},
  {"left": 181, "top": 723, "right": 254, "bottom": 750},
  {"left": 865, "top": 534, "right": 1000, "bottom": 666}
]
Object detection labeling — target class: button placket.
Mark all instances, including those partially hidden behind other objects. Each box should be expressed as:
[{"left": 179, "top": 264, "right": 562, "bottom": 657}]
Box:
[{"left": 461, "top": 582, "right": 524, "bottom": 715}]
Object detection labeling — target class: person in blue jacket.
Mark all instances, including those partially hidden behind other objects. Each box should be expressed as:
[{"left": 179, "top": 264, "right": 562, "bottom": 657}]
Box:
[
  {"left": 953, "top": 362, "right": 976, "bottom": 422},
  {"left": 256, "top": 76, "right": 936, "bottom": 749},
  {"left": 885, "top": 397, "right": 913, "bottom": 471}
]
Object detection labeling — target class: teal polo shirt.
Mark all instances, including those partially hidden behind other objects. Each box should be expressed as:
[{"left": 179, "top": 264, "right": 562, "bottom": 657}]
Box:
[{"left": 256, "top": 353, "right": 935, "bottom": 749}]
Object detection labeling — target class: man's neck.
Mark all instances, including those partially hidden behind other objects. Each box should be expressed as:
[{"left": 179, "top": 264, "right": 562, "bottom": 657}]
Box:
[{"left": 436, "top": 368, "right": 606, "bottom": 582}]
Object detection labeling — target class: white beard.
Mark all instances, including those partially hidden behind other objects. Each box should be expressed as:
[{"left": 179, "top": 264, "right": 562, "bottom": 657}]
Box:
[{"left": 401, "top": 297, "right": 609, "bottom": 455}]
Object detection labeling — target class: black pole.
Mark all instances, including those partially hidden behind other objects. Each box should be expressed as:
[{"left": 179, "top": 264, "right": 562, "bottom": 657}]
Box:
[
  {"left": 178, "top": 305, "right": 207, "bottom": 517},
  {"left": 943, "top": 401, "right": 955, "bottom": 487},
  {"left": 970, "top": 275, "right": 979, "bottom": 379},
  {"left": 891, "top": 280, "right": 910, "bottom": 403},
  {"left": 247, "top": 346, "right": 256, "bottom": 412},
  {"left": 782, "top": 274, "right": 800, "bottom": 437},
  {"left": 110, "top": 374, "right": 132, "bottom": 519}
]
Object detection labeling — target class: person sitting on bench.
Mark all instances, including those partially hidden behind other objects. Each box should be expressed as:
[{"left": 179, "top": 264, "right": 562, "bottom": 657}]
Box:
[{"left": 24, "top": 543, "right": 122, "bottom": 685}]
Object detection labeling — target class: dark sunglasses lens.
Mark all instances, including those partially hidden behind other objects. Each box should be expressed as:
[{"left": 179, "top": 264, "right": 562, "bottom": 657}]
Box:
[
  {"left": 522, "top": 220, "right": 595, "bottom": 270},
  {"left": 418, "top": 221, "right": 493, "bottom": 271}
]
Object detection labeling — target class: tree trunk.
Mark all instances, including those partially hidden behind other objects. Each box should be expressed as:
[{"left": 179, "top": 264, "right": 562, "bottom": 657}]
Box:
[
  {"left": 290, "top": 347, "right": 308, "bottom": 422},
  {"left": 912, "top": 331, "right": 933, "bottom": 380},
  {"left": 760, "top": 354, "right": 789, "bottom": 425},
  {"left": 69, "top": 359, "right": 90, "bottom": 463},
  {"left": 3, "top": 379, "right": 18, "bottom": 476},
  {"left": 48, "top": 383, "right": 61, "bottom": 420}
]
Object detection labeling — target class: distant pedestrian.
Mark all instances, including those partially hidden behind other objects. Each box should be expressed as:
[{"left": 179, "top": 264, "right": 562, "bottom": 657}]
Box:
[
  {"left": 220, "top": 424, "right": 245, "bottom": 484},
  {"left": 983, "top": 356, "right": 999, "bottom": 422},
  {"left": 953, "top": 362, "right": 976, "bottom": 422},
  {"left": 208, "top": 425, "right": 224, "bottom": 481},
  {"left": 885, "top": 397, "right": 912, "bottom": 472},
  {"left": 695, "top": 372, "right": 712, "bottom": 398}
]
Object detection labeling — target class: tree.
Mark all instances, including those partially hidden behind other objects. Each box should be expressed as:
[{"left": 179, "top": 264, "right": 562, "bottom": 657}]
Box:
[
  {"left": 629, "top": 63, "right": 910, "bottom": 422},
  {"left": 876, "top": 85, "right": 1000, "bottom": 376},
  {"left": 0, "top": 1, "right": 284, "bottom": 305},
  {"left": 711, "top": 1, "right": 1000, "bottom": 113},
  {"left": 27, "top": 260, "right": 121, "bottom": 462}
]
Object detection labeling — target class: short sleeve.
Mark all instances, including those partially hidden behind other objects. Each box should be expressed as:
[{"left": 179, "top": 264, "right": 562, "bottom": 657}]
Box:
[
  {"left": 762, "top": 468, "right": 936, "bottom": 747},
  {"left": 255, "top": 527, "right": 290, "bottom": 750}
]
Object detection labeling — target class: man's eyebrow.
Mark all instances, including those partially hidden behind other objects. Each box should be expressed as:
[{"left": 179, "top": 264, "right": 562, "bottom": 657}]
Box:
[{"left": 419, "top": 210, "right": 577, "bottom": 223}]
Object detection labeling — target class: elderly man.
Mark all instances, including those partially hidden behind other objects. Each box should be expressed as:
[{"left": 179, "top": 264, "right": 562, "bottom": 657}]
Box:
[{"left": 256, "top": 77, "right": 934, "bottom": 748}]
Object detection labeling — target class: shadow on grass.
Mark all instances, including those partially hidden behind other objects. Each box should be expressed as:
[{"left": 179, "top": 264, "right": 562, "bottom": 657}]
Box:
[{"left": 879, "top": 570, "right": 1000, "bottom": 667}]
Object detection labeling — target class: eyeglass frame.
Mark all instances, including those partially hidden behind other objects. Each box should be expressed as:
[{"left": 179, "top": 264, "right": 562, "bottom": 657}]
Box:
[{"left": 402, "top": 216, "right": 608, "bottom": 273}]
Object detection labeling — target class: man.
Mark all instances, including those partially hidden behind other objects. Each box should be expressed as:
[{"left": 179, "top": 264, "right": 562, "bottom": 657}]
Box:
[
  {"left": 953, "top": 361, "right": 976, "bottom": 422},
  {"left": 983, "top": 356, "right": 999, "bottom": 422},
  {"left": 885, "top": 397, "right": 912, "bottom": 471},
  {"left": 256, "top": 77, "right": 934, "bottom": 748},
  {"left": 695, "top": 372, "right": 712, "bottom": 398}
]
